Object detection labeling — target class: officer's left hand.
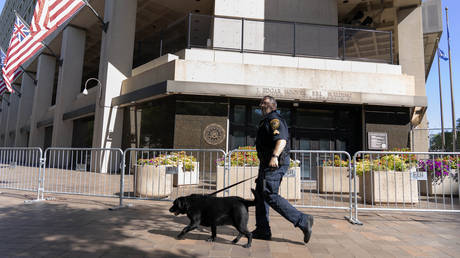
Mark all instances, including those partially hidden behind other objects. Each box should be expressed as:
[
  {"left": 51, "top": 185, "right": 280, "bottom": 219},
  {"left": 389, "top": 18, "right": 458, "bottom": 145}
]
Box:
[{"left": 269, "top": 157, "right": 279, "bottom": 168}]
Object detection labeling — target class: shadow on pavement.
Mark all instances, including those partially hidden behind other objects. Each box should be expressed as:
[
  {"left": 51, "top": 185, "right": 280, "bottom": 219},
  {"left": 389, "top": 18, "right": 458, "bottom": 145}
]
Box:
[{"left": 0, "top": 193, "right": 206, "bottom": 257}]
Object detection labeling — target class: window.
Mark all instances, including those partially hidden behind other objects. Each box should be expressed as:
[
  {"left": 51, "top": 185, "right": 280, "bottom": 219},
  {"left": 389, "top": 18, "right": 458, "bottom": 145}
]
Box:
[
  {"left": 51, "top": 62, "right": 59, "bottom": 106},
  {"left": 250, "top": 106, "right": 262, "bottom": 126},
  {"left": 72, "top": 116, "right": 94, "bottom": 148},
  {"left": 233, "top": 105, "right": 246, "bottom": 125},
  {"left": 296, "top": 109, "right": 334, "bottom": 129}
]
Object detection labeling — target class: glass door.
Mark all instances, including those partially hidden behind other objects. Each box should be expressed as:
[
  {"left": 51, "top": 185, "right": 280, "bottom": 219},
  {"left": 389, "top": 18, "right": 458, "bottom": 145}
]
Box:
[{"left": 295, "top": 132, "right": 334, "bottom": 180}]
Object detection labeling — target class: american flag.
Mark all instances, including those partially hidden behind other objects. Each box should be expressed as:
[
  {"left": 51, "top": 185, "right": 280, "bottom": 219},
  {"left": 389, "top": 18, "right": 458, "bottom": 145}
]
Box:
[
  {"left": 2, "top": 1, "right": 85, "bottom": 89},
  {"left": 14, "top": 17, "right": 30, "bottom": 41},
  {"left": 2, "top": 15, "right": 38, "bottom": 91},
  {"left": 31, "top": 0, "right": 86, "bottom": 35},
  {"left": 31, "top": 0, "right": 51, "bottom": 33},
  {"left": 0, "top": 49, "right": 7, "bottom": 94},
  {"left": 1, "top": 46, "right": 21, "bottom": 94}
]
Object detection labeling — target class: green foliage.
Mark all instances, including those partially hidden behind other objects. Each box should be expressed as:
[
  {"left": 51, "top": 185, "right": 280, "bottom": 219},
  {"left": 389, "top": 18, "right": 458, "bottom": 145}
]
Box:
[
  {"left": 216, "top": 146, "right": 300, "bottom": 168},
  {"left": 429, "top": 131, "right": 460, "bottom": 151}
]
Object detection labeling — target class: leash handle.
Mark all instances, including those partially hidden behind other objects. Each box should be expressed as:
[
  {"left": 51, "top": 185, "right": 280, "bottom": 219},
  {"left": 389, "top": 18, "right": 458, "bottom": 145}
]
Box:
[{"left": 208, "top": 175, "right": 257, "bottom": 196}]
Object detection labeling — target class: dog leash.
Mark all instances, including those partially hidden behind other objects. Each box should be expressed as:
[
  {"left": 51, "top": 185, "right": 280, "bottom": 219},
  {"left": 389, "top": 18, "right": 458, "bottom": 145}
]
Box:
[{"left": 208, "top": 175, "right": 257, "bottom": 196}]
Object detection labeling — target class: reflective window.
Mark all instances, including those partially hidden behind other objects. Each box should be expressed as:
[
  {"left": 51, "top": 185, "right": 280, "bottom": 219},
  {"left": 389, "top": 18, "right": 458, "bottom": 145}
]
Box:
[
  {"left": 232, "top": 129, "right": 246, "bottom": 149},
  {"left": 296, "top": 109, "right": 334, "bottom": 129},
  {"left": 233, "top": 105, "right": 246, "bottom": 124},
  {"left": 278, "top": 108, "right": 291, "bottom": 126},
  {"left": 250, "top": 106, "right": 263, "bottom": 126}
]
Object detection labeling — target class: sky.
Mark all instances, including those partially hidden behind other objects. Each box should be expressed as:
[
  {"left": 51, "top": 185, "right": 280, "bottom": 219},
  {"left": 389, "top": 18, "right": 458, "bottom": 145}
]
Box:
[
  {"left": 425, "top": 0, "right": 460, "bottom": 130},
  {"left": 0, "top": 0, "right": 457, "bottom": 130}
]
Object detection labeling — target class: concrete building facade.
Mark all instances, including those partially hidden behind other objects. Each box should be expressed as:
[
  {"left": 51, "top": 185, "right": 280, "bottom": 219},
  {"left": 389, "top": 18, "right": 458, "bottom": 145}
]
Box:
[{"left": 0, "top": 0, "right": 443, "bottom": 176}]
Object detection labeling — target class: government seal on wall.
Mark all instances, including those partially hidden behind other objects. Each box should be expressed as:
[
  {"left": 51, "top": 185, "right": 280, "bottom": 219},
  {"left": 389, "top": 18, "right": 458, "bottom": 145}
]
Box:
[{"left": 203, "top": 123, "right": 225, "bottom": 145}]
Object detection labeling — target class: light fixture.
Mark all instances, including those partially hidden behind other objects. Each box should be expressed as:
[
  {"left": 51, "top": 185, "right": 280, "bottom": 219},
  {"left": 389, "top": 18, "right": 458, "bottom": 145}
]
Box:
[{"left": 83, "top": 77, "right": 100, "bottom": 96}]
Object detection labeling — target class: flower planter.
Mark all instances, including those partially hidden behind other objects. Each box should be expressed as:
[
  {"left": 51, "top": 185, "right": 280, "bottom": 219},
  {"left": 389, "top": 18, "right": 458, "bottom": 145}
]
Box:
[
  {"left": 135, "top": 165, "right": 173, "bottom": 197},
  {"left": 420, "top": 170, "right": 459, "bottom": 195},
  {"left": 172, "top": 162, "right": 200, "bottom": 186},
  {"left": 318, "top": 166, "right": 359, "bottom": 193},
  {"left": 216, "top": 166, "right": 301, "bottom": 200},
  {"left": 358, "top": 170, "right": 419, "bottom": 204}
]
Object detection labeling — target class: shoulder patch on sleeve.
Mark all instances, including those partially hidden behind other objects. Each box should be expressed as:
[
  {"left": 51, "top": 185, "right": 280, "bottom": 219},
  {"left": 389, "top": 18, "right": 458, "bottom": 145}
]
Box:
[{"left": 270, "top": 119, "right": 280, "bottom": 135}]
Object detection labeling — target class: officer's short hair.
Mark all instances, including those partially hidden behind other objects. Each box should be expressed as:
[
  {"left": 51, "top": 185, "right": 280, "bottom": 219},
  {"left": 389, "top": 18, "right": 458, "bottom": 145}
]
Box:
[{"left": 262, "top": 95, "right": 277, "bottom": 110}]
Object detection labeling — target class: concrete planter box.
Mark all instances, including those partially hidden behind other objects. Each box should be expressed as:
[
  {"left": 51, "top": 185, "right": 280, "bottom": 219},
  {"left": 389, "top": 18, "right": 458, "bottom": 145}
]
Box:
[
  {"left": 358, "top": 170, "right": 419, "bottom": 204},
  {"left": 216, "top": 166, "right": 301, "bottom": 200},
  {"left": 172, "top": 162, "right": 200, "bottom": 186},
  {"left": 318, "top": 166, "right": 359, "bottom": 193},
  {"left": 420, "top": 170, "right": 459, "bottom": 196},
  {"left": 135, "top": 165, "right": 173, "bottom": 197}
]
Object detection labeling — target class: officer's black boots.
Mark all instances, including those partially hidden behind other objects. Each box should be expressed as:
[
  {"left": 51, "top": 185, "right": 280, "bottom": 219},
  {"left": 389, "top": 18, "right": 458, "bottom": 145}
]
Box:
[
  {"left": 251, "top": 229, "right": 272, "bottom": 240},
  {"left": 299, "top": 214, "right": 314, "bottom": 244}
]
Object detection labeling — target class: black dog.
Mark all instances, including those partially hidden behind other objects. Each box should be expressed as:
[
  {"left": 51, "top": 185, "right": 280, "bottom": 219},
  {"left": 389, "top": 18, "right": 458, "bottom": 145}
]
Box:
[{"left": 169, "top": 189, "right": 257, "bottom": 248}]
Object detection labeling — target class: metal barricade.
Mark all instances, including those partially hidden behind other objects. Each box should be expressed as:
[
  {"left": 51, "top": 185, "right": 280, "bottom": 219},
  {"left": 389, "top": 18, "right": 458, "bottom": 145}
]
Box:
[
  {"left": 0, "top": 148, "right": 43, "bottom": 199},
  {"left": 226, "top": 149, "right": 356, "bottom": 223},
  {"left": 43, "top": 148, "right": 123, "bottom": 197},
  {"left": 352, "top": 151, "right": 460, "bottom": 224},
  {"left": 120, "top": 148, "right": 226, "bottom": 206}
]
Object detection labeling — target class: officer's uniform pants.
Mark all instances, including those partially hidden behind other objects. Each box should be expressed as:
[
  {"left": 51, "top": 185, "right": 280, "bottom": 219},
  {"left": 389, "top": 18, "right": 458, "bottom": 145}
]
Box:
[{"left": 255, "top": 165, "right": 307, "bottom": 232}]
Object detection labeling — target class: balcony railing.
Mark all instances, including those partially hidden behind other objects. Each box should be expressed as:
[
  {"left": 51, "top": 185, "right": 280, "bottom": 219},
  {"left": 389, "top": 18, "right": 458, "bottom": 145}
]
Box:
[{"left": 133, "top": 13, "right": 393, "bottom": 68}]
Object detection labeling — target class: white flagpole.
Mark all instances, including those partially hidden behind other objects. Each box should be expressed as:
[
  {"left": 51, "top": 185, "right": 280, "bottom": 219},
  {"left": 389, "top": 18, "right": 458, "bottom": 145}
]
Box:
[
  {"left": 437, "top": 44, "right": 446, "bottom": 151},
  {"left": 445, "top": 7, "right": 457, "bottom": 151}
]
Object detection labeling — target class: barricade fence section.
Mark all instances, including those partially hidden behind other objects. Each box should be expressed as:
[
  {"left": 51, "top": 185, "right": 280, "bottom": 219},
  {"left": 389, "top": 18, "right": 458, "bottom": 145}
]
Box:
[
  {"left": 226, "top": 150, "right": 354, "bottom": 219},
  {"left": 120, "top": 149, "right": 226, "bottom": 203},
  {"left": 352, "top": 151, "right": 460, "bottom": 223},
  {"left": 0, "top": 148, "right": 43, "bottom": 194},
  {"left": 3, "top": 147, "right": 460, "bottom": 225},
  {"left": 43, "top": 148, "right": 123, "bottom": 197}
]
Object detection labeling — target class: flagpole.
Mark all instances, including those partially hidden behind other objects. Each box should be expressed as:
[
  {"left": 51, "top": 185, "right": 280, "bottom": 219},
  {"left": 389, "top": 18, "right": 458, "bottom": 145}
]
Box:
[
  {"left": 446, "top": 7, "right": 457, "bottom": 151},
  {"left": 437, "top": 41, "right": 446, "bottom": 151},
  {"left": 40, "top": 42, "right": 62, "bottom": 65},
  {"left": 19, "top": 66, "right": 37, "bottom": 84},
  {"left": 83, "top": 0, "right": 109, "bottom": 32},
  {"left": 1, "top": 46, "right": 37, "bottom": 86}
]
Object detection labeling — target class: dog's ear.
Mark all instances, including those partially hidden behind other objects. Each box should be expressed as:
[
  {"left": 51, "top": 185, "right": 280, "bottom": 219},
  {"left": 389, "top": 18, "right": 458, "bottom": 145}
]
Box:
[{"left": 177, "top": 197, "right": 190, "bottom": 211}]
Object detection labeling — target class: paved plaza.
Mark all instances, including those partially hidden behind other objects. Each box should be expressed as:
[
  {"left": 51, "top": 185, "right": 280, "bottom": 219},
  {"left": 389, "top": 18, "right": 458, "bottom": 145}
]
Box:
[{"left": 0, "top": 189, "right": 459, "bottom": 258}]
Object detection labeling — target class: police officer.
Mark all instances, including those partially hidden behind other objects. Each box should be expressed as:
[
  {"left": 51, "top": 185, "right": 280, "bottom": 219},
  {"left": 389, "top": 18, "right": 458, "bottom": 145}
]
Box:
[{"left": 253, "top": 95, "right": 313, "bottom": 244}]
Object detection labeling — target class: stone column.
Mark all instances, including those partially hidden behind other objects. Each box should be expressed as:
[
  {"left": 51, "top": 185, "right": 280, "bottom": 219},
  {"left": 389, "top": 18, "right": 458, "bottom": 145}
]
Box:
[
  {"left": 92, "top": 0, "right": 137, "bottom": 149},
  {"left": 5, "top": 92, "right": 20, "bottom": 146},
  {"left": 51, "top": 26, "right": 86, "bottom": 147},
  {"left": 0, "top": 94, "right": 10, "bottom": 146},
  {"left": 15, "top": 75, "right": 36, "bottom": 147},
  {"left": 397, "top": 5, "right": 428, "bottom": 151},
  {"left": 29, "top": 54, "right": 56, "bottom": 148}
]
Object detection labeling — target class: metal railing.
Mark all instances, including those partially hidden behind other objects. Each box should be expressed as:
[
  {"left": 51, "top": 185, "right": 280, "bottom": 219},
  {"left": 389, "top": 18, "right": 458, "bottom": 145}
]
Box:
[
  {"left": 133, "top": 13, "right": 393, "bottom": 66},
  {"left": 120, "top": 148, "right": 226, "bottom": 206},
  {"left": 43, "top": 148, "right": 123, "bottom": 197},
  {"left": 2, "top": 147, "right": 459, "bottom": 225},
  {"left": 226, "top": 149, "right": 356, "bottom": 223},
  {"left": 352, "top": 151, "right": 460, "bottom": 224},
  {"left": 0, "top": 148, "right": 43, "bottom": 198}
]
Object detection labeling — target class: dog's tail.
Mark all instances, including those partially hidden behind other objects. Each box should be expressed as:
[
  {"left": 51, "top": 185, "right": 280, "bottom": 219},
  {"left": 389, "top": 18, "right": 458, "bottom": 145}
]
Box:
[{"left": 241, "top": 188, "right": 259, "bottom": 207}]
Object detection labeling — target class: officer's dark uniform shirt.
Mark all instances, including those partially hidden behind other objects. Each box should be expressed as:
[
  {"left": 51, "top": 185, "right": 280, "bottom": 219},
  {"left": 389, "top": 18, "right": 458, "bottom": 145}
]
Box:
[{"left": 255, "top": 110, "right": 290, "bottom": 167}]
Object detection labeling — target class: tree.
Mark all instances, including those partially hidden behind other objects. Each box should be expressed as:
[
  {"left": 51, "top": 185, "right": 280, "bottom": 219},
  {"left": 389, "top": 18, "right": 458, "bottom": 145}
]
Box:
[{"left": 429, "top": 117, "right": 460, "bottom": 151}]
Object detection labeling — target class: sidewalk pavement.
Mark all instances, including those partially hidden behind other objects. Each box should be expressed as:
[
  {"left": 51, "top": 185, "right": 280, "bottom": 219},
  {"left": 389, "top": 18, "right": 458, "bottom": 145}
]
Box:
[{"left": 0, "top": 189, "right": 459, "bottom": 258}]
